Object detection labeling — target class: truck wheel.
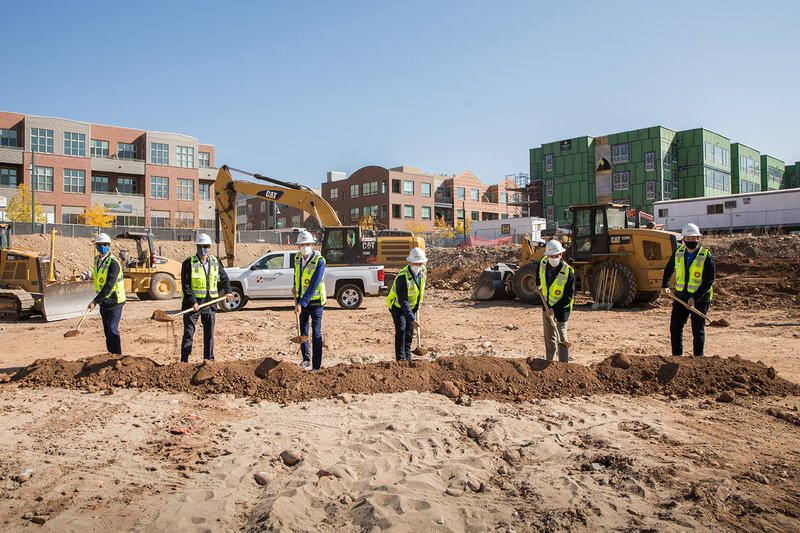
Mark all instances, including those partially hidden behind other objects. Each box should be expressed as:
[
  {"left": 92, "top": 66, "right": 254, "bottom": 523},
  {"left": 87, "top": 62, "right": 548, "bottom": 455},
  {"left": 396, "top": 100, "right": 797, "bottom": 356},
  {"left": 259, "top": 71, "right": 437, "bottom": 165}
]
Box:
[
  {"left": 219, "top": 286, "right": 247, "bottom": 312},
  {"left": 336, "top": 284, "right": 363, "bottom": 310},
  {"left": 590, "top": 263, "right": 637, "bottom": 308},
  {"left": 149, "top": 273, "right": 177, "bottom": 300},
  {"left": 512, "top": 262, "right": 542, "bottom": 305}
]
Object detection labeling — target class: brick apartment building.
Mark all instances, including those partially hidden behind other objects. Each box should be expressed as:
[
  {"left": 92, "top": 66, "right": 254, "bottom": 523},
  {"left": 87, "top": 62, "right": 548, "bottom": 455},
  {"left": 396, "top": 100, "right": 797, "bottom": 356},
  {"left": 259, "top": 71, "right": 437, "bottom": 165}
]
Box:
[
  {"left": 239, "top": 196, "right": 310, "bottom": 230},
  {"left": 319, "top": 165, "right": 522, "bottom": 232},
  {"left": 0, "top": 111, "right": 217, "bottom": 229}
]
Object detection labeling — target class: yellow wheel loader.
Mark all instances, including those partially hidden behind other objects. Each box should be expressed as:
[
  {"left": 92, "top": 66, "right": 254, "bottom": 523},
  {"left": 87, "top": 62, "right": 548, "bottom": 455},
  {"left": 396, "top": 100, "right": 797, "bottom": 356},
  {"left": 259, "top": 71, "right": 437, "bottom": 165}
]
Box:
[
  {"left": 0, "top": 225, "right": 96, "bottom": 321},
  {"left": 116, "top": 232, "right": 182, "bottom": 300},
  {"left": 474, "top": 204, "right": 678, "bottom": 308}
]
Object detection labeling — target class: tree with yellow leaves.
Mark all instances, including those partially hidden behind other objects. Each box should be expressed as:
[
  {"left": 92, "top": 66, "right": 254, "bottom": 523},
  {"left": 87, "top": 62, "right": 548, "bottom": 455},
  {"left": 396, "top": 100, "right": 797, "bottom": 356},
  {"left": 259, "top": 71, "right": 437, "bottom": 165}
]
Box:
[
  {"left": 433, "top": 215, "right": 455, "bottom": 239},
  {"left": 5, "top": 184, "right": 48, "bottom": 223},
  {"left": 404, "top": 220, "right": 427, "bottom": 235},
  {"left": 454, "top": 216, "right": 471, "bottom": 236},
  {"left": 81, "top": 203, "right": 115, "bottom": 227}
]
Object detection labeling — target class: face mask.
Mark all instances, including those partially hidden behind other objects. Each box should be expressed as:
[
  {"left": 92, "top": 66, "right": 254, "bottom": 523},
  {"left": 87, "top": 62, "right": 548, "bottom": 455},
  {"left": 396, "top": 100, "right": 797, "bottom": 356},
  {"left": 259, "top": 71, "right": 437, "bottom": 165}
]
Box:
[
  {"left": 97, "top": 245, "right": 109, "bottom": 255},
  {"left": 685, "top": 241, "right": 699, "bottom": 250},
  {"left": 548, "top": 257, "right": 560, "bottom": 267},
  {"left": 197, "top": 246, "right": 209, "bottom": 256},
  {"left": 300, "top": 246, "right": 312, "bottom": 256},
  {"left": 411, "top": 265, "right": 423, "bottom": 275}
]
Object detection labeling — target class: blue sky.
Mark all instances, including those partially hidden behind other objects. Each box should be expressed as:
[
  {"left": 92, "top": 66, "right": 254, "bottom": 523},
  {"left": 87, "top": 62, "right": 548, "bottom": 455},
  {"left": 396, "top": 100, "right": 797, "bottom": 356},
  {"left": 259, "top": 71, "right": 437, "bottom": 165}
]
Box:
[{"left": 3, "top": 1, "right": 798, "bottom": 186}]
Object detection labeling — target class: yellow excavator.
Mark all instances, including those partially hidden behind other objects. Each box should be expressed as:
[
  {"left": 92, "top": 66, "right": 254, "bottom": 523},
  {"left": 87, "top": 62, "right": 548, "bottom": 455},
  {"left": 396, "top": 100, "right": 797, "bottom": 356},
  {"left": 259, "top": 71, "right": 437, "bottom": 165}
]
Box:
[
  {"left": 0, "top": 224, "right": 96, "bottom": 321},
  {"left": 116, "top": 232, "right": 182, "bottom": 300},
  {"left": 474, "top": 203, "right": 678, "bottom": 308},
  {"left": 214, "top": 166, "right": 424, "bottom": 268}
]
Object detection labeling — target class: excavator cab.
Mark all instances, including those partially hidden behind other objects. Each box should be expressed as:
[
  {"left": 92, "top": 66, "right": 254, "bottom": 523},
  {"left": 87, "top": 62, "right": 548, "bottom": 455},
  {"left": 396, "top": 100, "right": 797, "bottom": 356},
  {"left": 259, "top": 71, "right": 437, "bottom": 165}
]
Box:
[
  {"left": 322, "top": 226, "right": 378, "bottom": 265},
  {"left": 566, "top": 204, "right": 629, "bottom": 262}
]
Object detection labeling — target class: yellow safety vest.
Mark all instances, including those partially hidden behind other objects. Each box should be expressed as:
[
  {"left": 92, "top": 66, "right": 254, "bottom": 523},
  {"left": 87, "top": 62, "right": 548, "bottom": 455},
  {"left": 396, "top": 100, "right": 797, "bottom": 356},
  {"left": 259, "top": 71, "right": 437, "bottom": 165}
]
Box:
[
  {"left": 190, "top": 255, "right": 220, "bottom": 299},
  {"left": 93, "top": 254, "right": 126, "bottom": 304},
  {"left": 674, "top": 245, "right": 713, "bottom": 300},
  {"left": 294, "top": 251, "right": 327, "bottom": 306},
  {"left": 386, "top": 265, "right": 426, "bottom": 310},
  {"left": 538, "top": 257, "right": 574, "bottom": 310}
]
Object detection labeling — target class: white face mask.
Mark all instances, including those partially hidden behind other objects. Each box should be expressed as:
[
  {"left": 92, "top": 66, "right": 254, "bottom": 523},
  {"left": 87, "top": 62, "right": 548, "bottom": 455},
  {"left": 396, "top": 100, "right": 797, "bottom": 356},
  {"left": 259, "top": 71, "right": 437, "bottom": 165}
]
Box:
[
  {"left": 548, "top": 257, "right": 561, "bottom": 267},
  {"left": 300, "top": 246, "right": 312, "bottom": 256},
  {"left": 411, "top": 265, "right": 423, "bottom": 275}
]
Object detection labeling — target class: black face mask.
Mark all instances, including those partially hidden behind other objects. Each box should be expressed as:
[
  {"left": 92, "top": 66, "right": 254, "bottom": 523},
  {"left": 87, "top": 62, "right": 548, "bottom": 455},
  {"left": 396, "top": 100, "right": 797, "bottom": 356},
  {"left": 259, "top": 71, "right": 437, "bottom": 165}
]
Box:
[{"left": 685, "top": 241, "right": 699, "bottom": 250}]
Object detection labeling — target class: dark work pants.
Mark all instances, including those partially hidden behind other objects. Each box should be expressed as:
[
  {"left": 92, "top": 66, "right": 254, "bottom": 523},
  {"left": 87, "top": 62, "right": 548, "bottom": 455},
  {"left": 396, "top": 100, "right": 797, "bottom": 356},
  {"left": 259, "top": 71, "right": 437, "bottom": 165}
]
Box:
[
  {"left": 181, "top": 306, "right": 216, "bottom": 362},
  {"left": 669, "top": 299, "right": 710, "bottom": 356},
  {"left": 99, "top": 303, "right": 123, "bottom": 355},
  {"left": 390, "top": 309, "right": 414, "bottom": 361},
  {"left": 299, "top": 306, "right": 323, "bottom": 370}
]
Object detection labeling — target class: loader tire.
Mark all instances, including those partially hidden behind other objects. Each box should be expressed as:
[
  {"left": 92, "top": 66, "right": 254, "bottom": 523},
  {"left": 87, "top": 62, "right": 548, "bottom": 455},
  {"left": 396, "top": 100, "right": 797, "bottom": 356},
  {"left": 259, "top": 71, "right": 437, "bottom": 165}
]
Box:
[
  {"left": 590, "top": 263, "right": 637, "bottom": 308},
  {"left": 149, "top": 273, "right": 177, "bottom": 300},
  {"left": 512, "top": 262, "right": 542, "bottom": 305}
]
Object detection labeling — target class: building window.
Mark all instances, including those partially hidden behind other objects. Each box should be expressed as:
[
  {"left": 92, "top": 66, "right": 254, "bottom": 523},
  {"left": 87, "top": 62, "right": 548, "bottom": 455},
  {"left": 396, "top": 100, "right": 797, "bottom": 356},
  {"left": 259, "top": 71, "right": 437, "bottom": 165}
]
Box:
[
  {"left": 118, "top": 177, "right": 137, "bottom": 195},
  {"left": 0, "top": 168, "right": 18, "bottom": 187},
  {"left": 199, "top": 152, "right": 210, "bottom": 168},
  {"left": 545, "top": 154, "right": 554, "bottom": 172},
  {"left": 705, "top": 142, "right": 713, "bottom": 162},
  {"left": 645, "top": 181, "right": 656, "bottom": 200},
  {"left": 349, "top": 184, "right": 359, "bottom": 198},
  {"left": 403, "top": 180, "right": 414, "bottom": 195},
  {"left": 456, "top": 209, "right": 464, "bottom": 220},
  {"left": 612, "top": 143, "right": 629, "bottom": 164},
  {"left": 237, "top": 204, "right": 246, "bottom": 217},
  {"left": 663, "top": 152, "right": 672, "bottom": 172},
  {"left": 0, "top": 129, "right": 17, "bottom": 147},
  {"left": 707, "top": 204, "right": 723, "bottom": 215},
  {"left": 362, "top": 205, "right": 378, "bottom": 217},
  {"left": 381, "top": 180, "right": 387, "bottom": 194},
  {"left": 290, "top": 215, "right": 302, "bottom": 227},
  {"left": 62, "top": 209, "right": 82, "bottom": 225},
  {"left": 177, "top": 178, "right": 195, "bottom": 201},
  {"left": 704, "top": 168, "right": 731, "bottom": 193},
  {"left": 350, "top": 207, "right": 360, "bottom": 223},
  {"left": 546, "top": 204, "right": 554, "bottom": 221},
  {"left": 471, "top": 211, "right": 479, "bottom": 220},
  {"left": 329, "top": 188, "right": 338, "bottom": 200},
  {"left": 63, "top": 169, "right": 86, "bottom": 194},
  {"left": 657, "top": 208, "right": 668, "bottom": 218},
  {"left": 199, "top": 182, "right": 211, "bottom": 201},
  {"left": 90, "top": 139, "right": 109, "bottom": 158},
  {"left": 421, "top": 182, "right": 431, "bottom": 197},
  {"left": 32, "top": 166, "right": 54, "bottom": 191},
  {"left": 118, "top": 142, "right": 137, "bottom": 160},
  {"left": 545, "top": 179, "right": 554, "bottom": 197},
  {"left": 175, "top": 211, "right": 195, "bottom": 227},
  {"left": 150, "top": 210, "right": 170, "bottom": 227},
  {"left": 91, "top": 175, "right": 109, "bottom": 193},
  {"left": 403, "top": 205, "right": 414, "bottom": 219},
  {"left": 199, "top": 218, "right": 214, "bottom": 229},
  {"left": 30, "top": 128, "right": 54, "bottom": 154},
  {"left": 176, "top": 145, "right": 195, "bottom": 168},
  {"left": 64, "top": 132, "right": 86, "bottom": 157},
  {"left": 392, "top": 204, "right": 401, "bottom": 218},
  {"left": 150, "top": 143, "right": 169, "bottom": 165},
  {"left": 471, "top": 188, "right": 479, "bottom": 201},
  {"left": 645, "top": 152, "right": 655, "bottom": 172},
  {"left": 392, "top": 179, "right": 401, "bottom": 193},
  {"left": 456, "top": 187, "right": 465, "bottom": 200},
  {"left": 612, "top": 171, "right": 630, "bottom": 191},
  {"left": 363, "top": 181, "right": 378, "bottom": 196},
  {"left": 380, "top": 205, "right": 388, "bottom": 220},
  {"left": 421, "top": 206, "right": 432, "bottom": 220},
  {"left": 501, "top": 192, "right": 508, "bottom": 204},
  {"left": 150, "top": 176, "right": 169, "bottom": 199}
]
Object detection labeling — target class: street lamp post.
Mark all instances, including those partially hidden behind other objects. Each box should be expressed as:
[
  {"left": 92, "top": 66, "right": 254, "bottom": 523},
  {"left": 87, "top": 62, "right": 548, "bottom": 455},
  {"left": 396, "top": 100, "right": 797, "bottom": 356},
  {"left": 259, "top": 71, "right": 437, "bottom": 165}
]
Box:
[{"left": 29, "top": 149, "right": 36, "bottom": 233}]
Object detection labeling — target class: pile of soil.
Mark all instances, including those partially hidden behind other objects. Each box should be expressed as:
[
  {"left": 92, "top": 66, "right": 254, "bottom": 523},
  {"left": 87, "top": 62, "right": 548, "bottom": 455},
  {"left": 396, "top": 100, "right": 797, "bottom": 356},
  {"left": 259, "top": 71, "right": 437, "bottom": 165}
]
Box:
[
  {"left": 9, "top": 354, "right": 798, "bottom": 404},
  {"left": 426, "top": 245, "right": 519, "bottom": 291}
]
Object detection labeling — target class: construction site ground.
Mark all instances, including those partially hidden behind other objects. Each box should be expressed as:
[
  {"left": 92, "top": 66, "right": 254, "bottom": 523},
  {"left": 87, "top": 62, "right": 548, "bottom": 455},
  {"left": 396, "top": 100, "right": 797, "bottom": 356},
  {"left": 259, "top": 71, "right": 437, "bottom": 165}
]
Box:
[{"left": 0, "top": 234, "right": 799, "bottom": 531}]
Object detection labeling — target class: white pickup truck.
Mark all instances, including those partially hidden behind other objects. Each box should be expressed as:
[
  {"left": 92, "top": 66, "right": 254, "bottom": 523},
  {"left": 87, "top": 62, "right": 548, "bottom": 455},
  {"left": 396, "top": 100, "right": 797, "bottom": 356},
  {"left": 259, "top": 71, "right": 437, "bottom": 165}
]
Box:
[{"left": 219, "top": 250, "right": 388, "bottom": 311}]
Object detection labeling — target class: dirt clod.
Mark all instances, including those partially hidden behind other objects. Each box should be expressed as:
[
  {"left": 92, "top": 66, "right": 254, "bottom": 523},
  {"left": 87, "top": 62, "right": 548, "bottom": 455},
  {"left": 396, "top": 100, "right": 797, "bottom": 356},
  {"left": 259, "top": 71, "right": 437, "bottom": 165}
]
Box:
[
  {"left": 611, "top": 353, "right": 632, "bottom": 369},
  {"left": 280, "top": 449, "right": 302, "bottom": 466},
  {"left": 717, "top": 391, "right": 736, "bottom": 403},
  {"left": 437, "top": 381, "right": 461, "bottom": 399}
]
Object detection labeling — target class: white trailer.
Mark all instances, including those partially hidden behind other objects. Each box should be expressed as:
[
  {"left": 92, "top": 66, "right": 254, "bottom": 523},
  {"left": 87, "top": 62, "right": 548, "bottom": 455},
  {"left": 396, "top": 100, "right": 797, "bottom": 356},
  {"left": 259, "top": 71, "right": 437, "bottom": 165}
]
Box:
[
  {"left": 653, "top": 189, "right": 800, "bottom": 233},
  {"left": 469, "top": 217, "right": 546, "bottom": 245}
]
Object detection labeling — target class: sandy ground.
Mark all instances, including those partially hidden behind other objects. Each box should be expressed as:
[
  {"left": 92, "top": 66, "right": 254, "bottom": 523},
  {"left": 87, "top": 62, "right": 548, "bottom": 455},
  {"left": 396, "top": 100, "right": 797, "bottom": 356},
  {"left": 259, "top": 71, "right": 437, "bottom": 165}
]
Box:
[{"left": 1, "top": 290, "right": 799, "bottom": 531}]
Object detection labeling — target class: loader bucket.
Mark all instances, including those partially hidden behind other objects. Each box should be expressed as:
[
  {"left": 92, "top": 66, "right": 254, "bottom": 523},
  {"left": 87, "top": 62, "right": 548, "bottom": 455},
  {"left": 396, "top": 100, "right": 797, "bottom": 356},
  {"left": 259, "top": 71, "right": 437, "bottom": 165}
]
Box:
[
  {"left": 472, "top": 264, "right": 516, "bottom": 301},
  {"left": 41, "top": 281, "right": 96, "bottom": 322}
]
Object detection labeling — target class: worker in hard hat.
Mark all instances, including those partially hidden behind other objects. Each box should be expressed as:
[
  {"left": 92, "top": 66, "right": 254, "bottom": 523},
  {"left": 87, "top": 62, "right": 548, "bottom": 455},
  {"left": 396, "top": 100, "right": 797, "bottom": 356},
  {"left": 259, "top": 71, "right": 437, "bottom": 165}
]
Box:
[
  {"left": 293, "top": 230, "right": 327, "bottom": 370},
  {"left": 386, "top": 247, "right": 427, "bottom": 361},
  {"left": 535, "top": 239, "right": 575, "bottom": 363},
  {"left": 661, "top": 223, "right": 716, "bottom": 356},
  {"left": 180, "top": 233, "right": 233, "bottom": 362},
  {"left": 88, "top": 232, "right": 126, "bottom": 355}
]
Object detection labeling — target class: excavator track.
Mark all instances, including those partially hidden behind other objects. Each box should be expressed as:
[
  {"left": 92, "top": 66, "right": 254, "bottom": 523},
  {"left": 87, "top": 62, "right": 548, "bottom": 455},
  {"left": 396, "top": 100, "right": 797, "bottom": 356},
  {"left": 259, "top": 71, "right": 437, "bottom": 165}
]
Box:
[{"left": 0, "top": 289, "right": 36, "bottom": 320}]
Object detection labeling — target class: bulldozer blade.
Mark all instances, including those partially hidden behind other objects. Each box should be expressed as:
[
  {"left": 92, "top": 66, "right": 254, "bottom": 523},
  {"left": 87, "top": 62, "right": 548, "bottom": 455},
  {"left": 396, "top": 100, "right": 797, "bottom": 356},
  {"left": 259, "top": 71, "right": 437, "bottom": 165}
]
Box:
[{"left": 42, "top": 281, "right": 96, "bottom": 322}]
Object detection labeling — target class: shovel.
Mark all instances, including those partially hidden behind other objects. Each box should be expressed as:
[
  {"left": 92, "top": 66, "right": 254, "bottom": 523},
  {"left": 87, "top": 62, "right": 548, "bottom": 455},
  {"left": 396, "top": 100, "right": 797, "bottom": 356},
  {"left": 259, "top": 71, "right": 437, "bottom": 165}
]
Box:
[
  {"left": 411, "top": 324, "right": 428, "bottom": 356},
  {"left": 64, "top": 307, "right": 92, "bottom": 337},
  {"left": 667, "top": 292, "right": 727, "bottom": 327},
  {"left": 540, "top": 290, "right": 571, "bottom": 348},
  {"left": 290, "top": 310, "right": 309, "bottom": 344},
  {"left": 151, "top": 296, "right": 228, "bottom": 322}
]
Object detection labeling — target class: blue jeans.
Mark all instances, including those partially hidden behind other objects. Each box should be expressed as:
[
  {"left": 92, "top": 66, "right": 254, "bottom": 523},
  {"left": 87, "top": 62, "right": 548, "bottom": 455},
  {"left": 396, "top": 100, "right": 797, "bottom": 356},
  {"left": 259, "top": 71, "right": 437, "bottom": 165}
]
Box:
[
  {"left": 390, "top": 309, "right": 414, "bottom": 361},
  {"left": 99, "top": 303, "right": 123, "bottom": 355},
  {"left": 181, "top": 305, "right": 216, "bottom": 361},
  {"left": 299, "top": 306, "right": 323, "bottom": 370}
]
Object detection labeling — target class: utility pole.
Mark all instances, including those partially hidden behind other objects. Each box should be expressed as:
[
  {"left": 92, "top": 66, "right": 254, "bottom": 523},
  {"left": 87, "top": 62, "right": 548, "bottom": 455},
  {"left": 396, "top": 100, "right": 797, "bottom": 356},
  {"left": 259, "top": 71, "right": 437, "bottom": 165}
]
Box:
[
  {"left": 30, "top": 148, "right": 36, "bottom": 233},
  {"left": 462, "top": 200, "right": 467, "bottom": 242}
]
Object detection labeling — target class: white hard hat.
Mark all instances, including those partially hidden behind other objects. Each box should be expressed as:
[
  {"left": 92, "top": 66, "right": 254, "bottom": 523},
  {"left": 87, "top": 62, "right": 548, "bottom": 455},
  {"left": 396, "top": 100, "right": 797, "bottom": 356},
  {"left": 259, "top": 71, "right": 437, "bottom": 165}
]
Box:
[
  {"left": 95, "top": 233, "right": 111, "bottom": 244},
  {"left": 296, "top": 230, "right": 315, "bottom": 245},
  {"left": 195, "top": 233, "right": 213, "bottom": 245},
  {"left": 544, "top": 240, "right": 566, "bottom": 256},
  {"left": 682, "top": 223, "right": 702, "bottom": 237},
  {"left": 406, "top": 247, "right": 428, "bottom": 263}
]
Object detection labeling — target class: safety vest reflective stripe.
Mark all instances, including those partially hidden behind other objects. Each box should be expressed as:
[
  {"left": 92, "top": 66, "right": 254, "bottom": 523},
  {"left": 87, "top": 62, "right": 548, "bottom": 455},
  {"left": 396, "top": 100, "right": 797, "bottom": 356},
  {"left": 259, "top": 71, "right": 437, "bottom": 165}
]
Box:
[
  {"left": 294, "top": 252, "right": 327, "bottom": 305},
  {"left": 190, "top": 256, "right": 219, "bottom": 298},
  {"left": 386, "top": 265, "right": 426, "bottom": 310},
  {"left": 538, "top": 257, "right": 574, "bottom": 310},
  {"left": 674, "top": 246, "right": 713, "bottom": 300},
  {"left": 93, "top": 255, "right": 126, "bottom": 303}
]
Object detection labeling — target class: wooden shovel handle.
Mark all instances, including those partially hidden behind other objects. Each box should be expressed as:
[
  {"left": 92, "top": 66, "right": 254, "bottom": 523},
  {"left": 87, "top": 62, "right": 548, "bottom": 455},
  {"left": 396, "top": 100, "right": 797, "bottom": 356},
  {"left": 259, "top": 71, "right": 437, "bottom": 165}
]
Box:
[
  {"left": 667, "top": 292, "right": 712, "bottom": 325},
  {"left": 75, "top": 306, "right": 91, "bottom": 331},
  {"left": 170, "top": 296, "right": 228, "bottom": 318}
]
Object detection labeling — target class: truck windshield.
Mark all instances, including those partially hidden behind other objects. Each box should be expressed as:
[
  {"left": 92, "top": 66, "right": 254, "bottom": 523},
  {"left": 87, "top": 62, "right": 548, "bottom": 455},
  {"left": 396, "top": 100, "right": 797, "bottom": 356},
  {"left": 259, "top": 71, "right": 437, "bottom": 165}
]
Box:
[{"left": 607, "top": 208, "right": 627, "bottom": 230}]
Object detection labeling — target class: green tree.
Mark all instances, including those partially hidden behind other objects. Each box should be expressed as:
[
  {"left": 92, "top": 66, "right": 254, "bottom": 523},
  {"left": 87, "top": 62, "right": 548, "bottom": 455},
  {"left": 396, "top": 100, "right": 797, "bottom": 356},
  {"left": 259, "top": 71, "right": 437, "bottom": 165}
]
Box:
[{"left": 6, "top": 184, "right": 47, "bottom": 223}]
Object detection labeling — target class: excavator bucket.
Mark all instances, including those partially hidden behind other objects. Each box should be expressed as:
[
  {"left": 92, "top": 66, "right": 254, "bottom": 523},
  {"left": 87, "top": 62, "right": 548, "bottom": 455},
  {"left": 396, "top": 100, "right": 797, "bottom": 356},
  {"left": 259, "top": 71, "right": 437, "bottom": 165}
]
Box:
[
  {"left": 41, "top": 281, "right": 96, "bottom": 322},
  {"left": 472, "top": 264, "right": 516, "bottom": 301}
]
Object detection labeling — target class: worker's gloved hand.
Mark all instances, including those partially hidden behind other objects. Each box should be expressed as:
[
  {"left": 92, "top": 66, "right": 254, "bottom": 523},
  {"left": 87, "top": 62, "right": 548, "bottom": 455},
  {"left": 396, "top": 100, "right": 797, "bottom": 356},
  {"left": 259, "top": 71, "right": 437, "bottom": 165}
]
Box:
[
  {"left": 660, "top": 287, "right": 671, "bottom": 296},
  {"left": 225, "top": 293, "right": 234, "bottom": 302},
  {"left": 687, "top": 297, "right": 695, "bottom": 309},
  {"left": 534, "top": 285, "right": 541, "bottom": 295},
  {"left": 295, "top": 304, "right": 302, "bottom": 315},
  {"left": 87, "top": 302, "right": 96, "bottom": 311},
  {"left": 545, "top": 308, "right": 554, "bottom": 318},
  {"left": 413, "top": 320, "right": 420, "bottom": 330},
  {"left": 192, "top": 303, "right": 200, "bottom": 312}
]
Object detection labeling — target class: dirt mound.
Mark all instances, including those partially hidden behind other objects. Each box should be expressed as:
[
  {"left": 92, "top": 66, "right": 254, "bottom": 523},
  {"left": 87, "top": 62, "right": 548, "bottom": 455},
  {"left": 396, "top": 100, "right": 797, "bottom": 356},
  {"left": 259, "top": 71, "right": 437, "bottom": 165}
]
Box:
[
  {"left": 9, "top": 354, "right": 798, "bottom": 403},
  {"left": 426, "top": 245, "right": 519, "bottom": 291}
]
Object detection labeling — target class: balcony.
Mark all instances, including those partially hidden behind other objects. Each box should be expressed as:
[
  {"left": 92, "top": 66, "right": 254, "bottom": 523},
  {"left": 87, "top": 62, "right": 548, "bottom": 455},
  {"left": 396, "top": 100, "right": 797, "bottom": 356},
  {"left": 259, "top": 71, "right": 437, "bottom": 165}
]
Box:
[
  {"left": 199, "top": 167, "right": 217, "bottom": 180},
  {"left": 91, "top": 156, "right": 145, "bottom": 175},
  {"left": 434, "top": 192, "right": 454, "bottom": 207},
  {"left": 0, "top": 146, "right": 24, "bottom": 165}
]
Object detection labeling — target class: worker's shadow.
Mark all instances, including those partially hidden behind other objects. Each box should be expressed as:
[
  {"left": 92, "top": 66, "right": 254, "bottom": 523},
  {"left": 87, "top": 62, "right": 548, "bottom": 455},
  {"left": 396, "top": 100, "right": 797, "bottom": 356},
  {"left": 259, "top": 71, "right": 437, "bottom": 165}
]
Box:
[{"left": 751, "top": 322, "right": 800, "bottom": 328}]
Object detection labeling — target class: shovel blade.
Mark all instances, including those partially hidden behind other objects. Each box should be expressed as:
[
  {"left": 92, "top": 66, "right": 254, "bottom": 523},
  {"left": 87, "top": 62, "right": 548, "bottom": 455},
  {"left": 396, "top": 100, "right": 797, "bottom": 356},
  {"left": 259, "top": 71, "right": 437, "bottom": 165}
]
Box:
[
  {"left": 151, "top": 310, "right": 175, "bottom": 322},
  {"left": 64, "top": 329, "right": 82, "bottom": 338},
  {"left": 412, "top": 347, "right": 428, "bottom": 356},
  {"left": 290, "top": 335, "right": 309, "bottom": 344}
]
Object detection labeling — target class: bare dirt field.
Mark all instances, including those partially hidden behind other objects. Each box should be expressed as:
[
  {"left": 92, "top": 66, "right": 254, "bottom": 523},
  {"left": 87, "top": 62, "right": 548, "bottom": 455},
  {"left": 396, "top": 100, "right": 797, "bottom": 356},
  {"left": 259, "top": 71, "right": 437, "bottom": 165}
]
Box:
[{"left": 0, "top": 235, "right": 799, "bottom": 531}]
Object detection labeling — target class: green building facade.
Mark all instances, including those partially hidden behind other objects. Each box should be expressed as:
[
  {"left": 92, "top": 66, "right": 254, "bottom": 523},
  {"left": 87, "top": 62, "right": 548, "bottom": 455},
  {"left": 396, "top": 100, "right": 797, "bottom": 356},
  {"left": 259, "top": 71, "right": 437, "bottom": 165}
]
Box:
[
  {"left": 785, "top": 163, "right": 799, "bottom": 189},
  {"left": 675, "top": 128, "right": 732, "bottom": 199},
  {"left": 761, "top": 155, "right": 785, "bottom": 191},
  {"left": 731, "top": 143, "right": 762, "bottom": 193}
]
